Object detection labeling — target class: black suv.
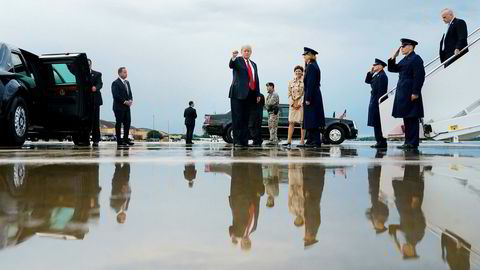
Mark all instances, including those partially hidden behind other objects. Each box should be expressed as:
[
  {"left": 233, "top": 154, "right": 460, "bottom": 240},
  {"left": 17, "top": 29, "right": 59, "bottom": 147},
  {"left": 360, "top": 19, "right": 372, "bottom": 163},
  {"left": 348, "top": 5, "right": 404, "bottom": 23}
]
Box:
[
  {"left": 0, "top": 43, "right": 92, "bottom": 146},
  {"left": 203, "top": 104, "right": 358, "bottom": 144}
]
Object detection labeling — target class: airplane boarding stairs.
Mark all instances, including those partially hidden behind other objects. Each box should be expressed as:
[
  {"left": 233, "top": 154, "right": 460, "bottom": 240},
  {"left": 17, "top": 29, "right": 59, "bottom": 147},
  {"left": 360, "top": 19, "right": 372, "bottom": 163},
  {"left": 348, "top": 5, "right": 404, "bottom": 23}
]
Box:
[{"left": 379, "top": 27, "right": 480, "bottom": 141}]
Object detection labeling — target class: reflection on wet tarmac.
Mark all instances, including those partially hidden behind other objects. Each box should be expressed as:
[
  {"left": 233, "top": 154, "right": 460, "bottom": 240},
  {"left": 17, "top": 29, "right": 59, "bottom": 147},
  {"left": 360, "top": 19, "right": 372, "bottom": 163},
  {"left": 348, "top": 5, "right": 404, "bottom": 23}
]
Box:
[
  {"left": 0, "top": 164, "right": 100, "bottom": 250},
  {"left": 1, "top": 145, "right": 480, "bottom": 269}
]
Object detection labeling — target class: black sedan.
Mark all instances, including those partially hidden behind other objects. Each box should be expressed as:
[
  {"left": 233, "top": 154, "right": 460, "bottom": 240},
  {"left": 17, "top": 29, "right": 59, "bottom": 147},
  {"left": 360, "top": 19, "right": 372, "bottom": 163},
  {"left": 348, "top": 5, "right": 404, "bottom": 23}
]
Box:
[{"left": 203, "top": 104, "right": 358, "bottom": 145}]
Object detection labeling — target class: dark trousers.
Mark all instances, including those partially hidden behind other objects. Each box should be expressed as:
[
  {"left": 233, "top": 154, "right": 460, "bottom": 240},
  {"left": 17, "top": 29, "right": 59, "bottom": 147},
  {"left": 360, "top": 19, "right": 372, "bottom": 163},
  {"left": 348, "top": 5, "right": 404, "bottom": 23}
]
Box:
[
  {"left": 91, "top": 105, "right": 101, "bottom": 143},
  {"left": 185, "top": 124, "right": 195, "bottom": 144},
  {"left": 230, "top": 92, "right": 256, "bottom": 146},
  {"left": 306, "top": 128, "right": 321, "bottom": 146},
  {"left": 114, "top": 109, "right": 131, "bottom": 143},
  {"left": 373, "top": 125, "right": 386, "bottom": 145},
  {"left": 403, "top": 117, "right": 420, "bottom": 147}
]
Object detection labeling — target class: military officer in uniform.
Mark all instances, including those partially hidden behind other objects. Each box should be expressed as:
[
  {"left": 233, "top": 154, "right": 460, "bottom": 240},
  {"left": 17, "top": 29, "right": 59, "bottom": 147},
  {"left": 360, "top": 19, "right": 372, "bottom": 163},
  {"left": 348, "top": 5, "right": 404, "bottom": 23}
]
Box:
[
  {"left": 365, "top": 58, "right": 388, "bottom": 149},
  {"left": 299, "top": 47, "right": 325, "bottom": 148},
  {"left": 388, "top": 39, "right": 425, "bottom": 150},
  {"left": 265, "top": 82, "right": 279, "bottom": 146}
]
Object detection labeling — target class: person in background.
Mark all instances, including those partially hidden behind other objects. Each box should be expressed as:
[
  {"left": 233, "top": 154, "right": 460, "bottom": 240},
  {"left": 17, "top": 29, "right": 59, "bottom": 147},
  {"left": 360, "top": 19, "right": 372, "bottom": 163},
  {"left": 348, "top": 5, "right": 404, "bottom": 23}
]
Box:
[
  {"left": 249, "top": 93, "right": 265, "bottom": 146},
  {"left": 284, "top": 65, "right": 305, "bottom": 147},
  {"left": 111, "top": 67, "right": 134, "bottom": 146},
  {"left": 365, "top": 58, "right": 388, "bottom": 149},
  {"left": 265, "top": 82, "right": 280, "bottom": 146},
  {"left": 184, "top": 101, "right": 197, "bottom": 145},
  {"left": 439, "top": 8, "right": 468, "bottom": 67},
  {"left": 88, "top": 59, "right": 103, "bottom": 147}
]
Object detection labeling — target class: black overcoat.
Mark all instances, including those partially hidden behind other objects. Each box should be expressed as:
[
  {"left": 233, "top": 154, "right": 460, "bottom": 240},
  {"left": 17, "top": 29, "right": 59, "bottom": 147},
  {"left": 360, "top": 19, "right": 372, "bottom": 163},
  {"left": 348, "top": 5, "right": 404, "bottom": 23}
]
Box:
[
  {"left": 365, "top": 70, "right": 388, "bottom": 127},
  {"left": 303, "top": 61, "right": 325, "bottom": 129},
  {"left": 388, "top": 52, "right": 425, "bottom": 118}
]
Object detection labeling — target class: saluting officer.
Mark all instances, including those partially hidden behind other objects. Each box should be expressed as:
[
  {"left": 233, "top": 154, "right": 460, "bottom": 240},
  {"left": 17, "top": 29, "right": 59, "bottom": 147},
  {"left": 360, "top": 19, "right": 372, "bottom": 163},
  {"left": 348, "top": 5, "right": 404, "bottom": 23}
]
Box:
[
  {"left": 388, "top": 39, "right": 426, "bottom": 150},
  {"left": 365, "top": 58, "right": 388, "bottom": 149},
  {"left": 299, "top": 47, "right": 325, "bottom": 148}
]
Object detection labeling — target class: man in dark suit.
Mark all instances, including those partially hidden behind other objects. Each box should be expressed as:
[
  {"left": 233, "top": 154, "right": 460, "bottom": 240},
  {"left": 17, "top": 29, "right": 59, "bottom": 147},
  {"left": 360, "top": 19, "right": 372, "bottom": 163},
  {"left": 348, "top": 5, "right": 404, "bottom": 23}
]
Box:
[
  {"left": 299, "top": 47, "right": 325, "bottom": 148},
  {"left": 389, "top": 39, "right": 425, "bottom": 150},
  {"left": 88, "top": 59, "right": 103, "bottom": 147},
  {"left": 183, "top": 101, "right": 197, "bottom": 145},
  {"left": 439, "top": 8, "right": 468, "bottom": 67},
  {"left": 229, "top": 45, "right": 261, "bottom": 147},
  {"left": 111, "top": 67, "right": 134, "bottom": 146},
  {"left": 365, "top": 58, "right": 388, "bottom": 149}
]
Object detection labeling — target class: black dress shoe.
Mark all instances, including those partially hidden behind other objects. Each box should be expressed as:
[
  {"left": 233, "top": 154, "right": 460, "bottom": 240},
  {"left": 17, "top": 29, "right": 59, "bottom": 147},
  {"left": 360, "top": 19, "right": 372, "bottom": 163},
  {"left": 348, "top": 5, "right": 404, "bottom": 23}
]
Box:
[
  {"left": 117, "top": 141, "right": 127, "bottom": 146},
  {"left": 397, "top": 144, "right": 416, "bottom": 150},
  {"left": 92, "top": 142, "right": 99, "bottom": 147},
  {"left": 373, "top": 143, "right": 387, "bottom": 149},
  {"left": 124, "top": 140, "right": 134, "bottom": 146}
]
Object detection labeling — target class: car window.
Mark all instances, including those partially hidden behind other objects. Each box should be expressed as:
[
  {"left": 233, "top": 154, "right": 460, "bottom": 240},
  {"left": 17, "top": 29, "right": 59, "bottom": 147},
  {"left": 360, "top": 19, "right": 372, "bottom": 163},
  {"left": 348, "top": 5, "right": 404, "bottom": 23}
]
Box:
[
  {"left": 280, "top": 107, "right": 289, "bottom": 117},
  {"left": 262, "top": 108, "right": 268, "bottom": 119},
  {"left": 51, "top": 64, "right": 76, "bottom": 85},
  {"left": 10, "top": 53, "right": 28, "bottom": 76}
]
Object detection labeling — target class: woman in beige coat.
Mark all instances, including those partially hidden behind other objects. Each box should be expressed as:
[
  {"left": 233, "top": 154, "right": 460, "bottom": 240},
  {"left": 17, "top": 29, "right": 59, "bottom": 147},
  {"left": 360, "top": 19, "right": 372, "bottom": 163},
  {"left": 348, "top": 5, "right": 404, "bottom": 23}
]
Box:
[{"left": 284, "top": 65, "right": 305, "bottom": 146}]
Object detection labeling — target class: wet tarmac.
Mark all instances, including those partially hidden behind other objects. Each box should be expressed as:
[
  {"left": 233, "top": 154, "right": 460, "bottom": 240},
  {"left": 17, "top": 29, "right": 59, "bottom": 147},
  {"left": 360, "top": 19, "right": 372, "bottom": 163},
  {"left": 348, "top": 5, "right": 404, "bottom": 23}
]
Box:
[{"left": 1, "top": 142, "right": 480, "bottom": 269}]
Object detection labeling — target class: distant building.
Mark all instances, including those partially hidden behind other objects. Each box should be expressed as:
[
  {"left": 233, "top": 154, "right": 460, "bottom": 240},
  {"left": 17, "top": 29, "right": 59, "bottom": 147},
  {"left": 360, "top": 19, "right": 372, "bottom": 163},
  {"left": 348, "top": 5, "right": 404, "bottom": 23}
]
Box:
[{"left": 99, "top": 120, "right": 167, "bottom": 141}]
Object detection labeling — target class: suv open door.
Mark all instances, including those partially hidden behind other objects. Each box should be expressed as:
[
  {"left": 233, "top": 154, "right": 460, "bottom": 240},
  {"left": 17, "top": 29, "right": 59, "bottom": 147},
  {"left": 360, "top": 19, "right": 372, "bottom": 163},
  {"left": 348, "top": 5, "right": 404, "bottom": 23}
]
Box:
[{"left": 38, "top": 53, "right": 92, "bottom": 142}]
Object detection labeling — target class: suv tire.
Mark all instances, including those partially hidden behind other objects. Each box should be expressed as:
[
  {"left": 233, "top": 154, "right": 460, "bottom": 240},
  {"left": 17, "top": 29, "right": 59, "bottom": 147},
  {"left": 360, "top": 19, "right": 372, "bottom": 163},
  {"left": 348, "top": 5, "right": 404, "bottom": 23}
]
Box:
[
  {"left": 325, "top": 125, "right": 345, "bottom": 145},
  {"left": 3, "top": 96, "right": 28, "bottom": 147},
  {"left": 223, "top": 125, "right": 234, "bottom": 144}
]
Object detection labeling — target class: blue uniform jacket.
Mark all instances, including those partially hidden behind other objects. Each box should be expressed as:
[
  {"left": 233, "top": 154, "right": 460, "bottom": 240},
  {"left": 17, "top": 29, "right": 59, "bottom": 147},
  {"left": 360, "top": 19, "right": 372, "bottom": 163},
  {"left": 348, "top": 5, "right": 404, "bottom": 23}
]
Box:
[
  {"left": 388, "top": 52, "right": 425, "bottom": 118},
  {"left": 365, "top": 70, "right": 388, "bottom": 127}
]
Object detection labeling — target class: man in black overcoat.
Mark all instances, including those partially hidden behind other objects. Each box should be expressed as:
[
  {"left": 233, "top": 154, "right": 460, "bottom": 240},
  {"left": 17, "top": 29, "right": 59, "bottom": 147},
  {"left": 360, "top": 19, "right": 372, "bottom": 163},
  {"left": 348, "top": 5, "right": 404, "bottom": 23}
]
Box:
[
  {"left": 229, "top": 45, "right": 261, "bottom": 147},
  {"left": 439, "top": 8, "right": 468, "bottom": 67},
  {"left": 388, "top": 39, "right": 425, "bottom": 150},
  {"left": 111, "top": 67, "right": 134, "bottom": 146},
  {"left": 88, "top": 59, "right": 103, "bottom": 147},
  {"left": 365, "top": 58, "right": 388, "bottom": 148},
  {"left": 299, "top": 47, "right": 325, "bottom": 148}
]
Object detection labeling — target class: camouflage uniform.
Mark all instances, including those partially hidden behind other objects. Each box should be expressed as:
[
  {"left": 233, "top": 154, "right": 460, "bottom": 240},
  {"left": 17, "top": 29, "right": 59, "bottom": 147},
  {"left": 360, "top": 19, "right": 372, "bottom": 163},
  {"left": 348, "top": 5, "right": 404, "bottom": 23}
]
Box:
[{"left": 266, "top": 91, "right": 280, "bottom": 143}]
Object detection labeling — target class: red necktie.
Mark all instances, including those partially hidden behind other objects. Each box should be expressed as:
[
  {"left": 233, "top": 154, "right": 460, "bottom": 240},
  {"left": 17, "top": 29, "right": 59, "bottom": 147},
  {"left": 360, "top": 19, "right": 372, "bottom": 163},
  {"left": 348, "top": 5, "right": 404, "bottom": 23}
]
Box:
[{"left": 246, "top": 60, "right": 255, "bottom": 90}]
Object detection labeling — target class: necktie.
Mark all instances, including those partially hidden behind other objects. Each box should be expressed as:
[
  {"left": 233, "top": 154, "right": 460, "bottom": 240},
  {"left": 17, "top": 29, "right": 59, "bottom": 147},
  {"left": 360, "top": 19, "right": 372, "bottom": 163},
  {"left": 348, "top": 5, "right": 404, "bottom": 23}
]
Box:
[
  {"left": 124, "top": 81, "right": 129, "bottom": 96},
  {"left": 246, "top": 60, "right": 255, "bottom": 90}
]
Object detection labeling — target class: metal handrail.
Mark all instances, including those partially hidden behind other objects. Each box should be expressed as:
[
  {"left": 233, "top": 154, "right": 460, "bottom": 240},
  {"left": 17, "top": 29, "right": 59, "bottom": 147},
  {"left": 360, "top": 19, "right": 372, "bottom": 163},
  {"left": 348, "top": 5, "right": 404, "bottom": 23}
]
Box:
[{"left": 379, "top": 26, "right": 480, "bottom": 104}]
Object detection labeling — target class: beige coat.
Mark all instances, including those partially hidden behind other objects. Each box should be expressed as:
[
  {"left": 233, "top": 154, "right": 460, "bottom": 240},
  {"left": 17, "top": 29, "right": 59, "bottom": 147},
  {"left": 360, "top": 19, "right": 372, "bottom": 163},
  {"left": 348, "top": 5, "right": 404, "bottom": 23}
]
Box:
[{"left": 288, "top": 77, "right": 304, "bottom": 123}]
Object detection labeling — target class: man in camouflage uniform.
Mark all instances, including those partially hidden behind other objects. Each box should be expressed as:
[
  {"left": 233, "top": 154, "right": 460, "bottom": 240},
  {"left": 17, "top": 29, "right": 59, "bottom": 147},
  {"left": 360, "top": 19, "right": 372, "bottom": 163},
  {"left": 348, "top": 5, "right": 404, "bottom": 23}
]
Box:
[{"left": 265, "top": 82, "right": 280, "bottom": 145}]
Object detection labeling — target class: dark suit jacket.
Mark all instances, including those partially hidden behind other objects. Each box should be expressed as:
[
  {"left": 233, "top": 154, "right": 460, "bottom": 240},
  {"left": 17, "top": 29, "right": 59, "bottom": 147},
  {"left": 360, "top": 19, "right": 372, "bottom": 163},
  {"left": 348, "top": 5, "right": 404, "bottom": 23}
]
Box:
[
  {"left": 229, "top": 57, "right": 260, "bottom": 100},
  {"left": 440, "top": 17, "right": 469, "bottom": 63},
  {"left": 111, "top": 78, "right": 133, "bottom": 111},
  {"left": 184, "top": 106, "right": 197, "bottom": 126},
  {"left": 91, "top": 70, "right": 103, "bottom": 106},
  {"left": 365, "top": 70, "right": 388, "bottom": 127}
]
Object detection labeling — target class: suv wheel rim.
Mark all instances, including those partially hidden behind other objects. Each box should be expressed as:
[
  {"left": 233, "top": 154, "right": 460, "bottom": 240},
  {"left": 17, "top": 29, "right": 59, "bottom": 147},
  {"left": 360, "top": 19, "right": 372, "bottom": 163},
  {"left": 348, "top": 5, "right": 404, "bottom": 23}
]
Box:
[
  {"left": 14, "top": 106, "right": 27, "bottom": 137},
  {"left": 329, "top": 128, "right": 342, "bottom": 142}
]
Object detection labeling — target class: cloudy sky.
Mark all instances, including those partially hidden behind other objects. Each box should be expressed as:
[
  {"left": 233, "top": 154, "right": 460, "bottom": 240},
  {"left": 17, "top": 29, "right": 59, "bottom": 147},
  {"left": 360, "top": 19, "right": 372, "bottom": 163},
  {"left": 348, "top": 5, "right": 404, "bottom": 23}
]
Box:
[{"left": 1, "top": 0, "right": 478, "bottom": 135}]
